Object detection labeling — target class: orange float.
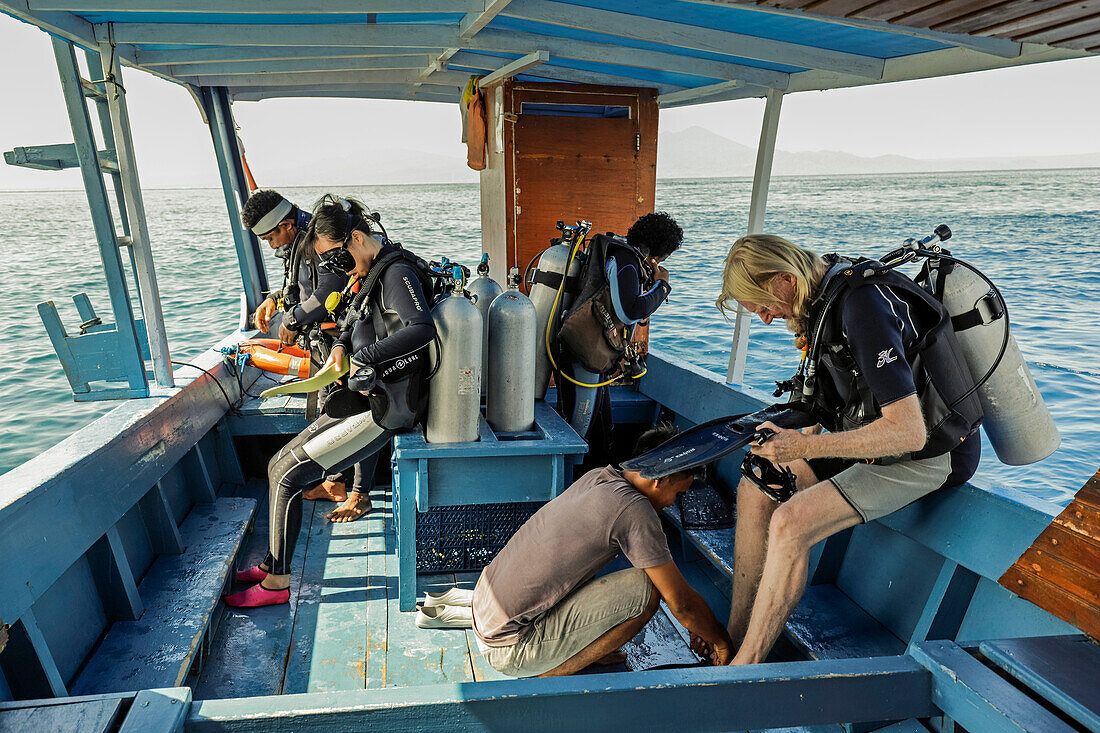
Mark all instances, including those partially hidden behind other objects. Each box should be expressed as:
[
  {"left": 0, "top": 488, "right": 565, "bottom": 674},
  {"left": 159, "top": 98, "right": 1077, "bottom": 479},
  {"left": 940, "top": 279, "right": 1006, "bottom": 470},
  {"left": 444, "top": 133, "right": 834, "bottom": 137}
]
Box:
[{"left": 237, "top": 339, "right": 311, "bottom": 379}]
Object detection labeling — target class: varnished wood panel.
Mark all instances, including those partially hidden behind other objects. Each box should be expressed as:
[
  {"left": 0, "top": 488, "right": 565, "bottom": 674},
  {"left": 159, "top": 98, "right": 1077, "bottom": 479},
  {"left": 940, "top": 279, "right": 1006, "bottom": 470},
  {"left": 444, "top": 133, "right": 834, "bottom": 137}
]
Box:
[
  {"left": 1000, "top": 469, "right": 1100, "bottom": 640},
  {"left": 935, "top": 0, "right": 1078, "bottom": 34},
  {"left": 1014, "top": 13, "right": 1100, "bottom": 44},
  {"left": 893, "top": 0, "right": 1002, "bottom": 29}
]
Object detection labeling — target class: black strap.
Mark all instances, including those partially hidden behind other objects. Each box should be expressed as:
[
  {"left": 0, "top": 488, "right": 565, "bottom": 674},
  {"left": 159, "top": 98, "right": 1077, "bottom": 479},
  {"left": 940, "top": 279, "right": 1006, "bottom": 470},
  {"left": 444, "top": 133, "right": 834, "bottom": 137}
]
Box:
[
  {"left": 532, "top": 270, "right": 579, "bottom": 292},
  {"left": 950, "top": 291, "right": 1003, "bottom": 332}
]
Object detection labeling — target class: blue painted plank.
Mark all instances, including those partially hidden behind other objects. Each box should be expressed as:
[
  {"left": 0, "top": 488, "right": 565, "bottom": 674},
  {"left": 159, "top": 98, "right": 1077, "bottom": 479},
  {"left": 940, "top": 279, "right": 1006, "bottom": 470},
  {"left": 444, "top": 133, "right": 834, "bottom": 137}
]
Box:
[
  {"left": 14, "top": 610, "right": 67, "bottom": 697},
  {"left": 909, "top": 560, "right": 979, "bottom": 645},
  {"left": 118, "top": 688, "right": 191, "bottom": 733},
  {"left": 786, "top": 585, "right": 904, "bottom": 661},
  {"left": 71, "top": 498, "right": 255, "bottom": 695},
  {"left": 0, "top": 697, "right": 123, "bottom": 733},
  {"left": 384, "top": 510, "right": 475, "bottom": 688},
  {"left": 454, "top": 570, "right": 509, "bottom": 683},
  {"left": 104, "top": 526, "right": 144, "bottom": 620},
  {"left": 363, "top": 497, "right": 392, "bottom": 689},
  {"left": 189, "top": 655, "right": 936, "bottom": 732},
  {"left": 31, "top": 557, "right": 104, "bottom": 687},
  {"left": 212, "top": 422, "right": 247, "bottom": 487},
  {"left": 140, "top": 483, "right": 184, "bottom": 555},
  {"left": 114, "top": 500, "right": 156, "bottom": 582},
  {"left": 193, "top": 482, "right": 317, "bottom": 700},
  {"left": 282, "top": 494, "right": 380, "bottom": 693},
  {"left": 393, "top": 402, "right": 587, "bottom": 459},
  {"left": 979, "top": 635, "right": 1100, "bottom": 732},
  {"left": 910, "top": 640, "right": 1076, "bottom": 733}
]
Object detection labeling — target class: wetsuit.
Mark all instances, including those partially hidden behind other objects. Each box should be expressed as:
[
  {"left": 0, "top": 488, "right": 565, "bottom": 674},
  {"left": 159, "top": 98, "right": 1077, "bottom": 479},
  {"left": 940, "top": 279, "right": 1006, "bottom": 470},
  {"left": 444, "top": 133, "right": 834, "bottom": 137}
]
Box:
[
  {"left": 263, "top": 247, "right": 435, "bottom": 575},
  {"left": 559, "top": 240, "right": 670, "bottom": 466}
]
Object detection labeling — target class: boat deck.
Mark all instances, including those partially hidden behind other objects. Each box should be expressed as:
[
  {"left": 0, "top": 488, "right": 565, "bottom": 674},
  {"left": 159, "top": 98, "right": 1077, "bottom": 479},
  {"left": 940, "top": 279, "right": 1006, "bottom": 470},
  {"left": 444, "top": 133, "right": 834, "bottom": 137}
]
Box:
[{"left": 192, "top": 480, "right": 705, "bottom": 699}]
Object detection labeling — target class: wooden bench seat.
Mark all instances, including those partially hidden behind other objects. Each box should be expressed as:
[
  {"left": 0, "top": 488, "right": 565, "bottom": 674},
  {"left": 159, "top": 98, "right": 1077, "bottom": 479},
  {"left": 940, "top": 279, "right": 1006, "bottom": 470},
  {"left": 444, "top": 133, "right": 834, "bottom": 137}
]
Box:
[
  {"left": 71, "top": 498, "right": 255, "bottom": 695},
  {"left": 663, "top": 505, "right": 904, "bottom": 662}
]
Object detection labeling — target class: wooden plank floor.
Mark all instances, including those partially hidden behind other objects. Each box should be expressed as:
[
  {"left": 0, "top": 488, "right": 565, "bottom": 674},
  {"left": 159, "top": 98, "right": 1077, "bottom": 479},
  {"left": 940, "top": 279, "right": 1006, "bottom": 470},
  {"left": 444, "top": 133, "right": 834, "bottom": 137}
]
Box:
[{"left": 193, "top": 484, "right": 701, "bottom": 699}]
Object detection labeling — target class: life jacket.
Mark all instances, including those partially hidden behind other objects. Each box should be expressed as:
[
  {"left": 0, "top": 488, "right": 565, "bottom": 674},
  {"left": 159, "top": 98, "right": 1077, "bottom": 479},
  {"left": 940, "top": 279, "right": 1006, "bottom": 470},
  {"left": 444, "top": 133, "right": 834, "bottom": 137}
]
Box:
[
  {"left": 334, "top": 242, "right": 439, "bottom": 430},
  {"left": 801, "top": 254, "right": 983, "bottom": 461},
  {"left": 557, "top": 233, "right": 654, "bottom": 375}
]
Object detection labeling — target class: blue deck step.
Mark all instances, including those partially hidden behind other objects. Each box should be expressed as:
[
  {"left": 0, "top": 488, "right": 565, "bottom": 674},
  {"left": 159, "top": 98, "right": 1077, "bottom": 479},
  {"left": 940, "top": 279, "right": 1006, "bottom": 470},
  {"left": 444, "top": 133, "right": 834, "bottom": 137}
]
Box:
[
  {"left": 663, "top": 505, "right": 904, "bottom": 661},
  {"left": 71, "top": 498, "right": 256, "bottom": 695}
]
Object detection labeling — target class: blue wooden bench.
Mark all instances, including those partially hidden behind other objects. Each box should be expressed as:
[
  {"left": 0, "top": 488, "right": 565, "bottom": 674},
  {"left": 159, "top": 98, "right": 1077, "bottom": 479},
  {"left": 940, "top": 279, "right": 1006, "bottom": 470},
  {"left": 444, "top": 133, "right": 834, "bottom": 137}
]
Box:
[
  {"left": 0, "top": 687, "right": 190, "bottom": 733},
  {"left": 640, "top": 351, "right": 1078, "bottom": 666},
  {"left": 71, "top": 498, "right": 255, "bottom": 695}
]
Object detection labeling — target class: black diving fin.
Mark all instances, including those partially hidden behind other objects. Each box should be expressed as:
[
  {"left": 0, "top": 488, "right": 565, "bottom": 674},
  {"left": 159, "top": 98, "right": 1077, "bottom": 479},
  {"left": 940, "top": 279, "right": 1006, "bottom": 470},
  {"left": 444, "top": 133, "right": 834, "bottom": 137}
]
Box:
[{"left": 621, "top": 403, "right": 814, "bottom": 479}]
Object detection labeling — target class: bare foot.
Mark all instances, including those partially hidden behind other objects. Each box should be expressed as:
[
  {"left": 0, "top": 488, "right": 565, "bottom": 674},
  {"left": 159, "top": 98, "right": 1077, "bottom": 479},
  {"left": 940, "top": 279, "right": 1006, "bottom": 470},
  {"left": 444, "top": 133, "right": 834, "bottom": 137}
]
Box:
[
  {"left": 594, "top": 649, "right": 627, "bottom": 666},
  {"left": 304, "top": 480, "right": 348, "bottom": 502},
  {"left": 327, "top": 492, "right": 372, "bottom": 523}
]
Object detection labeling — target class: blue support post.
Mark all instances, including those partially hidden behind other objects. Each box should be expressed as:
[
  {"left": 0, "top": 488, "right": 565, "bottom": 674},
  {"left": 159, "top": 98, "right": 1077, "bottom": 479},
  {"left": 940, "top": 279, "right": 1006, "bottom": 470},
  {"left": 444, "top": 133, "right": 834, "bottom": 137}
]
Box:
[
  {"left": 200, "top": 87, "right": 266, "bottom": 313},
  {"left": 48, "top": 37, "right": 147, "bottom": 395}
]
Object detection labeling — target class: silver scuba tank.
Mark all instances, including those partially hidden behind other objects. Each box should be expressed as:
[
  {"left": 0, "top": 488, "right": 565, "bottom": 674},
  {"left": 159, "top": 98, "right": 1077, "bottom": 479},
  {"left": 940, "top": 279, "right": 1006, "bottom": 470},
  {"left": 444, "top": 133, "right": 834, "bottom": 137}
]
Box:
[
  {"left": 530, "top": 241, "right": 584, "bottom": 399},
  {"left": 486, "top": 268, "right": 537, "bottom": 433},
  {"left": 467, "top": 253, "right": 503, "bottom": 393},
  {"left": 939, "top": 260, "right": 1060, "bottom": 465},
  {"left": 426, "top": 267, "right": 483, "bottom": 443}
]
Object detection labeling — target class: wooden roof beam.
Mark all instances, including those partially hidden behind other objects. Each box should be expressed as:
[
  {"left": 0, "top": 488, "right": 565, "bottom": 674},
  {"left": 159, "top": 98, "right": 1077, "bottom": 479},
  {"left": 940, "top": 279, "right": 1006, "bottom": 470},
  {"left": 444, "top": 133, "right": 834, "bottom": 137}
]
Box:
[
  {"left": 658, "top": 80, "right": 744, "bottom": 106},
  {"left": 229, "top": 85, "right": 459, "bottom": 103},
  {"left": 178, "top": 69, "right": 471, "bottom": 88},
  {"left": 500, "top": 0, "right": 885, "bottom": 78},
  {"left": 167, "top": 55, "right": 436, "bottom": 77},
  {"left": 100, "top": 22, "right": 460, "bottom": 47},
  {"left": 30, "top": 0, "right": 479, "bottom": 11},
  {"left": 476, "top": 49, "right": 547, "bottom": 86},
  {"left": 136, "top": 46, "right": 444, "bottom": 66},
  {"left": 460, "top": 0, "right": 514, "bottom": 41}
]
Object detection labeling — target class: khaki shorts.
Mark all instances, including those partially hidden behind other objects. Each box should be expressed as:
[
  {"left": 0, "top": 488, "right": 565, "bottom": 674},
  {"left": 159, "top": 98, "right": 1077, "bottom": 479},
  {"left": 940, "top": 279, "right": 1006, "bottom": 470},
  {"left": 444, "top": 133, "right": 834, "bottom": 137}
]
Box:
[
  {"left": 810, "top": 453, "right": 951, "bottom": 523},
  {"left": 481, "top": 568, "right": 653, "bottom": 677}
]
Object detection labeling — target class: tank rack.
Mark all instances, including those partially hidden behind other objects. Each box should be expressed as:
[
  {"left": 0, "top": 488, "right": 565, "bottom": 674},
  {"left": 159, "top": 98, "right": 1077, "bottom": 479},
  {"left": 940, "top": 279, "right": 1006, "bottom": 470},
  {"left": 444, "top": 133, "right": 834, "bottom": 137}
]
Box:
[{"left": 390, "top": 400, "right": 588, "bottom": 610}]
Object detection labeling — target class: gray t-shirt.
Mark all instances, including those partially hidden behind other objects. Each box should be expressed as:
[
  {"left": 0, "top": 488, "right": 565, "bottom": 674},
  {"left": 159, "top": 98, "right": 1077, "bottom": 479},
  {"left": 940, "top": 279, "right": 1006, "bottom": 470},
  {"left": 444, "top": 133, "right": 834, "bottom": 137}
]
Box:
[{"left": 473, "top": 466, "right": 673, "bottom": 646}]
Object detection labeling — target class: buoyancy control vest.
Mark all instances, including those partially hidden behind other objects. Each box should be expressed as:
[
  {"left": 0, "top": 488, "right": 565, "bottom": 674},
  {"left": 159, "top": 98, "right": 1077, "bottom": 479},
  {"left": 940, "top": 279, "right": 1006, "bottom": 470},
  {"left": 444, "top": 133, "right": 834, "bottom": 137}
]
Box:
[
  {"left": 557, "top": 233, "right": 654, "bottom": 374},
  {"left": 332, "top": 243, "right": 439, "bottom": 430},
  {"left": 798, "top": 254, "right": 983, "bottom": 461},
  {"left": 280, "top": 208, "right": 315, "bottom": 309}
]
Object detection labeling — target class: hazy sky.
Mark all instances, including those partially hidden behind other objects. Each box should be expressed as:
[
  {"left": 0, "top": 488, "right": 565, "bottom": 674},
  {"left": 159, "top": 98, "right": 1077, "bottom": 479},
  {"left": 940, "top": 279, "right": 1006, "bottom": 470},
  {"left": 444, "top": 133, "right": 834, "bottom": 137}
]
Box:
[{"left": 1, "top": 12, "right": 1098, "bottom": 190}]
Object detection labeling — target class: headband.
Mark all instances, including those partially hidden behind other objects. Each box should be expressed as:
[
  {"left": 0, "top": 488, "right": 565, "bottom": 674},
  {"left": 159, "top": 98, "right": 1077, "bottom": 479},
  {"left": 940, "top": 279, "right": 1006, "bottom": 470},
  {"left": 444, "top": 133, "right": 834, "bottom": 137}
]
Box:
[{"left": 250, "top": 198, "right": 294, "bottom": 236}]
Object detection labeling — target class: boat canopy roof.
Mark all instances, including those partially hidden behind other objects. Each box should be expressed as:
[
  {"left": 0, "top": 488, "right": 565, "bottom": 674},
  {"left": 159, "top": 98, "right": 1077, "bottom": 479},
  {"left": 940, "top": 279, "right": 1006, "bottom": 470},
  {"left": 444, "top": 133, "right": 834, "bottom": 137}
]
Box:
[{"left": 2, "top": 1, "right": 1095, "bottom": 107}]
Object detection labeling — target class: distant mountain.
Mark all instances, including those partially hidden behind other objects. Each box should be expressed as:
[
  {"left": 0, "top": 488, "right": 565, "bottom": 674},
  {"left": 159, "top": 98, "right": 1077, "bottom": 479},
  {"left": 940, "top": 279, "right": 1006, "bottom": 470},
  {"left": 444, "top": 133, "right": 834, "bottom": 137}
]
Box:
[{"left": 657, "top": 126, "right": 1100, "bottom": 178}]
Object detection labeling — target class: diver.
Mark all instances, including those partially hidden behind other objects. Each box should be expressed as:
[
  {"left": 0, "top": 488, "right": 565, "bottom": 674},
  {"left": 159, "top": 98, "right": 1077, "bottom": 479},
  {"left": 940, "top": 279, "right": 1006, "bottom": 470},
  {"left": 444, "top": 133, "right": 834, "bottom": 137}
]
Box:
[
  {"left": 471, "top": 424, "right": 732, "bottom": 676},
  {"left": 240, "top": 190, "right": 360, "bottom": 506},
  {"left": 225, "top": 195, "right": 436, "bottom": 608},
  {"left": 556, "top": 212, "right": 681, "bottom": 466},
  {"left": 702, "top": 234, "right": 981, "bottom": 665}
]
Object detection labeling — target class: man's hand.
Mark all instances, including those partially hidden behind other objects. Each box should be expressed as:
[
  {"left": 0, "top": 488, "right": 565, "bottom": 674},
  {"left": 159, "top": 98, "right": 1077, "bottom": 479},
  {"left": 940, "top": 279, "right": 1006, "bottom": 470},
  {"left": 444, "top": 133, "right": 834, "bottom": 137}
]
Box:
[
  {"left": 651, "top": 259, "right": 670, "bottom": 285},
  {"left": 278, "top": 322, "right": 298, "bottom": 347},
  {"left": 253, "top": 297, "right": 277, "bottom": 332},
  {"left": 690, "top": 633, "right": 732, "bottom": 665},
  {"left": 751, "top": 421, "right": 811, "bottom": 463}
]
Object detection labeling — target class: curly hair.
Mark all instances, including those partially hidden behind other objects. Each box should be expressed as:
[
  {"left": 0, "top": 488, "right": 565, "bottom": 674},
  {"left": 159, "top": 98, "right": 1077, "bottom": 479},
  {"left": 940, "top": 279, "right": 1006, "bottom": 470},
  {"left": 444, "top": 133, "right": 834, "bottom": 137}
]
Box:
[
  {"left": 240, "top": 189, "right": 297, "bottom": 230},
  {"left": 626, "top": 212, "right": 683, "bottom": 259},
  {"left": 304, "top": 194, "right": 383, "bottom": 256}
]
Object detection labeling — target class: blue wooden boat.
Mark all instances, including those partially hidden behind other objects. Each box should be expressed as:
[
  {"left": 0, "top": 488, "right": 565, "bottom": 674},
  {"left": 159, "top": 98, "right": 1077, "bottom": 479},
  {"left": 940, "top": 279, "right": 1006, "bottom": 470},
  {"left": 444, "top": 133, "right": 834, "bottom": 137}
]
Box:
[{"left": 1, "top": 3, "right": 1097, "bottom": 731}]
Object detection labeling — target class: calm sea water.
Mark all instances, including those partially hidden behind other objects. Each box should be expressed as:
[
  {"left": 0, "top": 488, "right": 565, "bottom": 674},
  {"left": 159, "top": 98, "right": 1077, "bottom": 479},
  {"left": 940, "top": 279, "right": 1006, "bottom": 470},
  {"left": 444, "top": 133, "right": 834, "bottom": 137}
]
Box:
[{"left": 2, "top": 170, "right": 1096, "bottom": 505}]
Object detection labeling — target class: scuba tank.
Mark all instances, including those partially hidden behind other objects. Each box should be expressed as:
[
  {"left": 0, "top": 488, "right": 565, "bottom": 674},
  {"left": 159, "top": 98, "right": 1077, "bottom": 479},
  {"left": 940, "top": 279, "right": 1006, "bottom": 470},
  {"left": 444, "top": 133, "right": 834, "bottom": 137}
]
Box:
[
  {"left": 914, "top": 228, "right": 1060, "bottom": 465},
  {"left": 467, "top": 253, "right": 503, "bottom": 393},
  {"left": 528, "top": 221, "right": 589, "bottom": 399},
  {"left": 426, "top": 265, "right": 483, "bottom": 443},
  {"left": 486, "top": 268, "right": 537, "bottom": 433}
]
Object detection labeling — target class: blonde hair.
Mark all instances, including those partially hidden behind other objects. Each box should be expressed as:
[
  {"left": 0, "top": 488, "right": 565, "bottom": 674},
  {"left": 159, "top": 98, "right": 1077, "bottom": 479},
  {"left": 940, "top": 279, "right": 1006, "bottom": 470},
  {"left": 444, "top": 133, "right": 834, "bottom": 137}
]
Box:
[{"left": 716, "top": 234, "right": 826, "bottom": 336}]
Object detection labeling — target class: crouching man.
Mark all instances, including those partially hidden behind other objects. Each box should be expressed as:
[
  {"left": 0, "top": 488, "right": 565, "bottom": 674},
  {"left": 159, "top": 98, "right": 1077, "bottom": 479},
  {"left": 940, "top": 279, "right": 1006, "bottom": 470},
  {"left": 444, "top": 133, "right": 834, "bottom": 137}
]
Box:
[{"left": 472, "top": 426, "right": 733, "bottom": 677}]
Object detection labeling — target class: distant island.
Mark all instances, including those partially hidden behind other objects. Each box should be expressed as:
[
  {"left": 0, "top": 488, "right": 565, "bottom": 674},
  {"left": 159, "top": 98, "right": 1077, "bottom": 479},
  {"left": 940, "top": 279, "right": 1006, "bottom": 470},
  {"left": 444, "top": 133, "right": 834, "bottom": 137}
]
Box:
[
  {"left": 2, "top": 125, "right": 1097, "bottom": 190},
  {"left": 658, "top": 126, "right": 1100, "bottom": 178}
]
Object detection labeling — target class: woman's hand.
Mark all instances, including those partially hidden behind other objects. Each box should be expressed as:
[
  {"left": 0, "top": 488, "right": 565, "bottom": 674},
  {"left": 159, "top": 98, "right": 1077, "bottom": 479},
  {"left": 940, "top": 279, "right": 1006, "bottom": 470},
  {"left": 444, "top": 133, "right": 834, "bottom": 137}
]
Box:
[
  {"left": 322, "top": 344, "right": 346, "bottom": 374},
  {"left": 253, "top": 297, "right": 277, "bottom": 332}
]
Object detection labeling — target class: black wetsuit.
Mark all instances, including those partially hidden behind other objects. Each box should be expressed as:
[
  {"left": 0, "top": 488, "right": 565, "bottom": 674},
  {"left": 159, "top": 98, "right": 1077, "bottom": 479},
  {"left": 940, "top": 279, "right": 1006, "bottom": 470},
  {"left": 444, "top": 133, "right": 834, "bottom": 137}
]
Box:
[
  {"left": 559, "top": 241, "right": 670, "bottom": 466},
  {"left": 263, "top": 247, "right": 435, "bottom": 575}
]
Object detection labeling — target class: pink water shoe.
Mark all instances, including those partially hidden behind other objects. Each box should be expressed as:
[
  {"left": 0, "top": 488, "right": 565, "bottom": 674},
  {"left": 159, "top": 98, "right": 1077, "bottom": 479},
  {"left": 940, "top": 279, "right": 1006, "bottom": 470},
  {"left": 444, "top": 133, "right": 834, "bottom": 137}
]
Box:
[
  {"left": 224, "top": 583, "right": 289, "bottom": 608},
  {"left": 235, "top": 565, "right": 268, "bottom": 584}
]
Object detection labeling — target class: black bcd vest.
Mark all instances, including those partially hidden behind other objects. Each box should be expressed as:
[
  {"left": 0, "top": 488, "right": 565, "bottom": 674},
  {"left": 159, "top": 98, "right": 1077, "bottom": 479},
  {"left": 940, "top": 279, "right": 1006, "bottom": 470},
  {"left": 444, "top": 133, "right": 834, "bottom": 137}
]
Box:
[{"left": 802, "top": 255, "right": 983, "bottom": 460}]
